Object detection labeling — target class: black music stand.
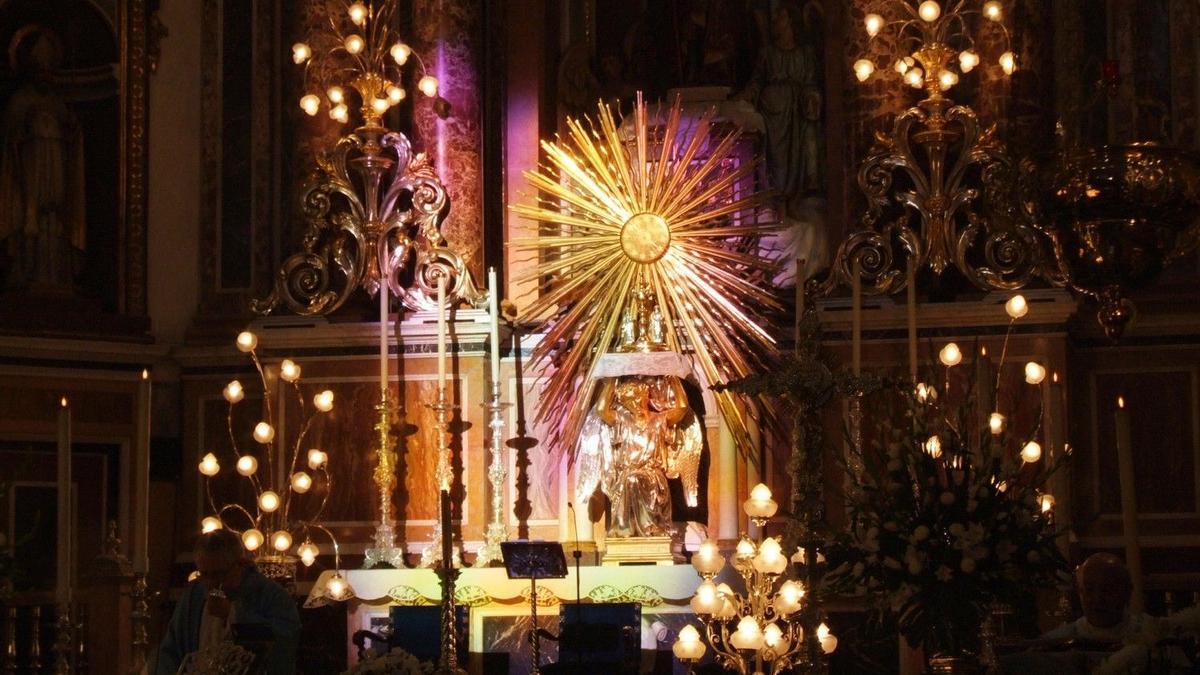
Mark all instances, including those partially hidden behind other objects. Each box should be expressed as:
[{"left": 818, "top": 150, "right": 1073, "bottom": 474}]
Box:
[{"left": 501, "top": 541, "right": 568, "bottom": 675}]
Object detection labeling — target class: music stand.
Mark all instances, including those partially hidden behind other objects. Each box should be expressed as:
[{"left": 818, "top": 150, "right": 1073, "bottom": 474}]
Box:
[{"left": 501, "top": 541, "right": 568, "bottom": 675}]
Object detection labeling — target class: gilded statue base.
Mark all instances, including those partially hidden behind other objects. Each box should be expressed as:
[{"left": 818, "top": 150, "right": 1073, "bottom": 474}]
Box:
[{"left": 601, "top": 536, "right": 676, "bottom": 566}]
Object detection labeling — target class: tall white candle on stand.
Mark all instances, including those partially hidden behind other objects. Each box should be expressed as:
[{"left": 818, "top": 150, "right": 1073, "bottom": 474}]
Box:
[
  {"left": 134, "top": 370, "right": 151, "bottom": 574},
  {"left": 906, "top": 256, "right": 918, "bottom": 381},
  {"left": 851, "top": 259, "right": 862, "bottom": 375},
  {"left": 488, "top": 267, "right": 501, "bottom": 393},
  {"left": 1114, "top": 395, "right": 1144, "bottom": 612},
  {"left": 437, "top": 277, "right": 447, "bottom": 394},
  {"left": 380, "top": 281, "right": 390, "bottom": 392},
  {"left": 56, "top": 397, "right": 72, "bottom": 606}
]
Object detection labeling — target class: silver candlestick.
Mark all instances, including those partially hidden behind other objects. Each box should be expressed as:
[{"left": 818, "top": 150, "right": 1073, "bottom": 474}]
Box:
[
  {"left": 420, "top": 391, "right": 462, "bottom": 568},
  {"left": 473, "top": 385, "right": 510, "bottom": 568},
  {"left": 364, "top": 390, "right": 408, "bottom": 569}
]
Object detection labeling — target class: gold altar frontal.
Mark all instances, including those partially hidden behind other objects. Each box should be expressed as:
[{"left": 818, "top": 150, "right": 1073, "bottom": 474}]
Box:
[
  {"left": 600, "top": 536, "right": 676, "bottom": 566},
  {"left": 307, "top": 565, "right": 702, "bottom": 673}
]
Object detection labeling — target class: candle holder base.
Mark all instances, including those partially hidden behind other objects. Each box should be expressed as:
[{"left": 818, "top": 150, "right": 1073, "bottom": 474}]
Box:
[
  {"left": 419, "top": 520, "right": 463, "bottom": 569},
  {"left": 472, "top": 523, "right": 508, "bottom": 568},
  {"left": 364, "top": 519, "right": 408, "bottom": 569}
]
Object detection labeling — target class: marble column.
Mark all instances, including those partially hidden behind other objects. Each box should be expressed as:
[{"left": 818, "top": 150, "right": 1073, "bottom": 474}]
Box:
[{"left": 412, "top": 0, "right": 485, "bottom": 282}]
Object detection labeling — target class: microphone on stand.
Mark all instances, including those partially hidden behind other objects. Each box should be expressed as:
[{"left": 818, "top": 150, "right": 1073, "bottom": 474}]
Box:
[{"left": 567, "top": 501, "right": 583, "bottom": 666}]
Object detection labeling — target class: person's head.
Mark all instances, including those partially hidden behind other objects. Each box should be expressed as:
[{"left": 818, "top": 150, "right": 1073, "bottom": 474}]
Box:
[
  {"left": 194, "top": 529, "right": 248, "bottom": 592},
  {"left": 1076, "top": 553, "right": 1132, "bottom": 628}
]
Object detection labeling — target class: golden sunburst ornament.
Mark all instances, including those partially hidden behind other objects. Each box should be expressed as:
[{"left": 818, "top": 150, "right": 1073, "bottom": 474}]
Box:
[{"left": 510, "top": 93, "right": 783, "bottom": 458}]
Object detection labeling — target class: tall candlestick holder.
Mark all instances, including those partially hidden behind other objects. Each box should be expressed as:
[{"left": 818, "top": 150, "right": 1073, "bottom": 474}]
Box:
[
  {"left": 473, "top": 385, "right": 510, "bottom": 568},
  {"left": 420, "top": 391, "right": 461, "bottom": 568},
  {"left": 52, "top": 604, "right": 72, "bottom": 674},
  {"left": 364, "top": 389, "right": 407, "bottom": 569}
]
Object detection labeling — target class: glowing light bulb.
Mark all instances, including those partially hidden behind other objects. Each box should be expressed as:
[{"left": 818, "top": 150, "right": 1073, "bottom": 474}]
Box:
[
  {"left": 418, "top": 75, "right": 438, "bottom": 97},
  {"left": 390, "top": 42, "right": 412, "bottom": 65},
  {"left": 918, "top": 1, "right": 941, "bottom": 22},
  {"left": 865, "top": 13, "right": 884, "bottom": 37},
  {"left": 895, "top": 56, "right": 915, "bottom": 74},
  {"left": 347, "top": 2, "right": 368, "bottom": 25},
  {"left": 198, "top": 452, "right": 220, "bottom": 476},
  {"left": 925, "top": 435, "right": 943, "bottom": 459},
  {"left": 326, "top": 573, "right": 352, "bottom": 601},
  {"left": 313, "top": 390, "right": 334, "bottom": 412},
  {"left": 690, "top": 580, "right": 720, "bottom": 614},
  {"left": 763, "top": 622, "right": 789, "bottom": 656},
  {"left": 1040, "top": 493, "right": 1055, "bottom": 513},
  {"left": 291, "top": 471, "right": 313, "bottom": 494},
  {"left": 1025, "top": 362, "right": 1047, "bottom": 385},
  {"left": 939, "top": 342, "right": 962, "bottom": 367},
  {"left": 298, "top": 541, "right": 319, "bottom": 566},
  {"left": 1005, "top": 294, "right": 1028, "bottom": 319},
  {"left": 330, "top": 104, "right": 349, "bottom": 124},
  {"left": 223, "top": 380, "right": 244, "bottom": 403},
  {"left": 999, "top": 51, "right": 1017, "bottom": 75},
  {"left": 344, "top": 35, "right": 365, "bottom": 55},
  {"left": 258, "top": 490, "right": 281, "bottom": 513},
  {"left": 271, "top": 530, "right": 292, "bottom": 552},
  {"left": 744, "top": 483, "right": 778, "bottom": 519},
  {"left": 327, "top": 87, "right": 345, "bottom": 104},
  {"left": 938, "top": 69, "right": 958, "bottom": 89},
  {"left": 916, "top": 382, "right": 934, "bottom": 403},
  {"left": 775, "top": 580, "right": 805, "bottom": 615},
  {"left": 387, "top": 85, "right": 406, "bottom": 104},
  {"left": 905, "top": 67, "right": 925, "bottom": 88},
  {"left": 854, "top": 59, "right": 875, "bottom": 82},
  {"left": 253, "top": 422, "right": 275, "bottom": 444},
  {"left": 236, "top": 455, "right": 258, "bottom": 476},
  {"left": 691, "top": 540, "right": 725, "bottom": 576},
  {"left": 673, "top": 624, "right": 707, "bottom": 661},
  {"left": 959, "top": 50, "right": 980, "bottom": 73},
  {"left": 201, "top": 516, "right": 222, "bottom": 533},
  {"left": 300, "top": 94, "right": 321, "bottom": 116},
  {"left": 242, "top": 528, "right": 264, "bottom": 551},
  {"left": 983, "top": 1, "right": 1003, "bottom": 21},
  {"left": 730, "top": 616, "right": 764, "bottom": 651},
  {"left": 292, "top": 42, "right": 311, "bottom": 64},
  {"left": 1020, "top": 440, "right": 1042, "bottom": 463},
  {"left": 307, "top": 448, "right": 328, "bottom": 469},
  {"left": 236, "top": 331, "right": 257, "bottom": 352},
  {"left": 989, "top": 412, "right": 1006, "bottom": 434},
  {"left": 280, "top": 359, "right": 301, "bottom": 383},
  {"left": 370, "top": 98, "right": 389, "bottom": 115}
]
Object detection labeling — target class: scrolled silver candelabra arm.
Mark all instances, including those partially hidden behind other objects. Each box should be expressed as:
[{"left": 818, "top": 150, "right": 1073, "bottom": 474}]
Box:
[{"left": 473, "top": 390, "right": 510, "bottom": 568}]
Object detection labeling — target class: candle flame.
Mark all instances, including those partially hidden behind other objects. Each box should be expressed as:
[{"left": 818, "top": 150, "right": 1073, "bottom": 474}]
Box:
[
  {"left": 980, "top": 345, "right": 987, "bottom": 356},
  {"left": 1117, "top": 396, "right": 1125, "bottom": 408},
  {"left": 60, "top": 396, "right": 68, "bottom": 407},
  {"left": 1052, "top": 371, "right": 1059, "bottom": 383},
  {"left": 141, "top": 369, "right": 149, "bottom": 380}
]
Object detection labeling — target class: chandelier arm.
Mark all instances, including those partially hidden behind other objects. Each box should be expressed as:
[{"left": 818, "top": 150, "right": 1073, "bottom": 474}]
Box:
[
  {"left": 226, "top": 401, "right": 264, "bottom": 497},
  {"left": 248, "top": 350, "right": 277, "bottom": 492},
  {"left": 282, "top": 407, "right": 317, "bottom": 524},
  {"left": 305, "top": 465, "right": 334, "bottom": 529},
  {"left": 216, "top": 503, "right": 259, "bottom": 533}
]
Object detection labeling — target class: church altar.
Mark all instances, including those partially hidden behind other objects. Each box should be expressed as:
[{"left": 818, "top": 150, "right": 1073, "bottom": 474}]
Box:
[{"left": 305, "top": 565, "right": 703, "bottom": 668}]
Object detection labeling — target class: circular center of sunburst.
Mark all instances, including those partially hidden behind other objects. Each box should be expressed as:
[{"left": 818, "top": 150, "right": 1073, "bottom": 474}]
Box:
[{"left": 620, "top": 212, "right": 671, "bottom": 263}]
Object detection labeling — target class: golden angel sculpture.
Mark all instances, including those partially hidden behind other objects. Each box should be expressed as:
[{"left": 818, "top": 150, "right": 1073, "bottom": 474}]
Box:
[{"left": 575, "top": 285, "right": 704, "bottom": 538}]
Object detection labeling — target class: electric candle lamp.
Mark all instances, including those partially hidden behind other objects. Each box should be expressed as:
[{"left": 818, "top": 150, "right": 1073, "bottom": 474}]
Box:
[
  {"left": 223, "top": 380, "right": 244, "bottom": 403},
  {"left": 307, "top": 448, "right": 328, "bottom": 469},
  {"left": 959, "top": 50, "right": 979, "bottom": 73},
  {"left": 690, "top": 580, "right": 721, "bottom": 614},
  {"left": 371, "top": 98, "right": 389, "bottom": 115},
  {"left": 905, "top": 67, "right": 925, "bottom": 88},
  {"left": 326, "top": 573, "right": 353, "bottom": 601},
  {"left": 299, "top": 94, "right": 320, "bottom": 116},
  {"left": 387, "top": 85, "right": 406, "bottom": 104},
  {"left": 925, "top": 435, "right": 943, "bottom": 458},
  {"left": 198, "top": 452, "right": 220, "bottom": 476},
  {"left": 242, "top": 528, "right": 264, "bottom": 551},
  {"left": 730, "top": 616, "right": 765, "bottom": 651},
  {"left": 236, "top": 455, "right": 258, "bottom": 476},
  {"left": 999, "top": 51, "right": 1017, "bottom": 75},
  {"left": 753, "top": 537, "right": 788, "bottom": 575},
  {"left": 692, "top": 540, "right": 726, "bottom": 576},
  {"left": 775, "top": 580, "right": 805, "bottom": 615},
  {"left": 418, "top": 75, "right": 438, "bottom": 97},
  {"left": 298, "top": 541, "right": 319, "bottom": 567},
  {"left": 344, "top": 35, "right": 365, "bottom": 55},
  {"left": 983, "top": 1, "right": 1003, "bottom": 20},
  {"left": 989, "top": 412, "right": 1006, "bottom": 434},
  {"left": 864, "top": 13, "right": 884, "bottom": 37},
  {"left": 938, "top": 70, "right": 958, "bottom": 89},
  {"left": 258, "top": 490, "right": 281, "bottom": 513},
  {"left": 280, "top": 359, "right": 301, "bottom": 382},
  {"left": 236, "top": 331, "right": 257, "bottom": 352},
  {"left": 330, "top": 104, "right": 349, "bottom": 124},
  {"left": 734, "top": 537, "right": 756, "bottom": 569},
  {"left": 672, "top": 625, "right": 707, "bottom": 661},
  {"left": 1005, "top": 294, "right": 1028, "bottom": 319},
  {"left": 390, "top": 42, "right": 411, "bottom": 65},
  {"left": 916, "top": 382, "right": 934, "bottom": 403},
  {"left": 818, "top": 622, "right": 838, "bottom": 654},
  {"left": 763, "top": 623, "right": 789, "bottom": 657},
  {"left": 1020, "top": 440, "right": 1042, "bottom": 463},
  {"left": 744, "top": 483, "right": 778, "bottom": 520},
  {"left": 201, "top": 517, "right": 222, "bottom": 533},
  {"left": 347, "top": 2, "right": 368, "bottom": 25},
  {"left": 313, "top": 390, "right": 335, "bottom": 412},
  {"left": 327, "top": 86, "right": 345, "bottom": 104},
  {"left": 271, "top": 530, "right": 293, "bottom": 552},
  {"left": 291, "top": 471, "right": 313, "bottom": 494},
  {"left": 292, "top": 43, "right": 311, "bottom": 64},
  {"left": 895, "top": 56, "right": 914, "bottom": 74},
  {"left": 715, "top": 583, "right": 737, "bottom": 618},
  {"left": 918, "top": 1, "right": 941, "bottom": 22},
  {"left": 854, "top": 59, "right": 875, "bottom": 82},
  {"left": 1025, "top": 362, "right": 1046, "bottom": 385},
  {"left": 253, "top": 422, "right": 275, "bottom": 444},
  {"left": 1040, "top": 493, "right": 1055, "bottom": 513},
  {"left": 939, "top": 342, "right": 962, "bottom": 367}
]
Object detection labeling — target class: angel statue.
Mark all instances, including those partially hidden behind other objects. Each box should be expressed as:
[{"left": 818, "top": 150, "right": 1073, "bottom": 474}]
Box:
[{"left": 574, "top": 283, "right": 703, "bottom": 540}]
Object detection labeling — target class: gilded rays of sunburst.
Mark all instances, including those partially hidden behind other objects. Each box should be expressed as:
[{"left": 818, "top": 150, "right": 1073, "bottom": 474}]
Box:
[{"left": 510, "top": 93, "right": 782, "bottom": 456}]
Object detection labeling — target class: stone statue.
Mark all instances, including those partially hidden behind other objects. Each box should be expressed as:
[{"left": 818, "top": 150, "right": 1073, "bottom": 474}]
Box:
[
  {"left": 0, "top": 27, "right": 86, "bottom": 290},
  {"left": 574, "top": 282, "right": 703, "bottom": 539}
]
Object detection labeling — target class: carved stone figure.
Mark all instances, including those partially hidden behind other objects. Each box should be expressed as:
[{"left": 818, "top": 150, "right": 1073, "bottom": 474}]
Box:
[{"left": 0, "top": 27, "right": 86, "bottom": 290}]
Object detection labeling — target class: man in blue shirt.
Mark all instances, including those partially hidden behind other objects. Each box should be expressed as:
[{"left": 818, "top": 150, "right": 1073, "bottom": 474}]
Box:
[{"left": 155, "top": 529, "right": 300, "bottom": 674}]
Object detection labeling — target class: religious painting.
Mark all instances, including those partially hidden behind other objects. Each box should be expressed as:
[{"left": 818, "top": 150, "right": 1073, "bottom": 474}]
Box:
[{"left": 0, "top": 0, "right": 149, "bottom": 331}]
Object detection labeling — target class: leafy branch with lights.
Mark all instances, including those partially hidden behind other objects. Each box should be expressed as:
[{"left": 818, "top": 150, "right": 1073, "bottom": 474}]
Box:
[
  {"left": 198, "top": 331, "right": 345, "bottom": 586},
  {"left": 825, "top": 296, "right": 1071, "bottom": 661}
]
